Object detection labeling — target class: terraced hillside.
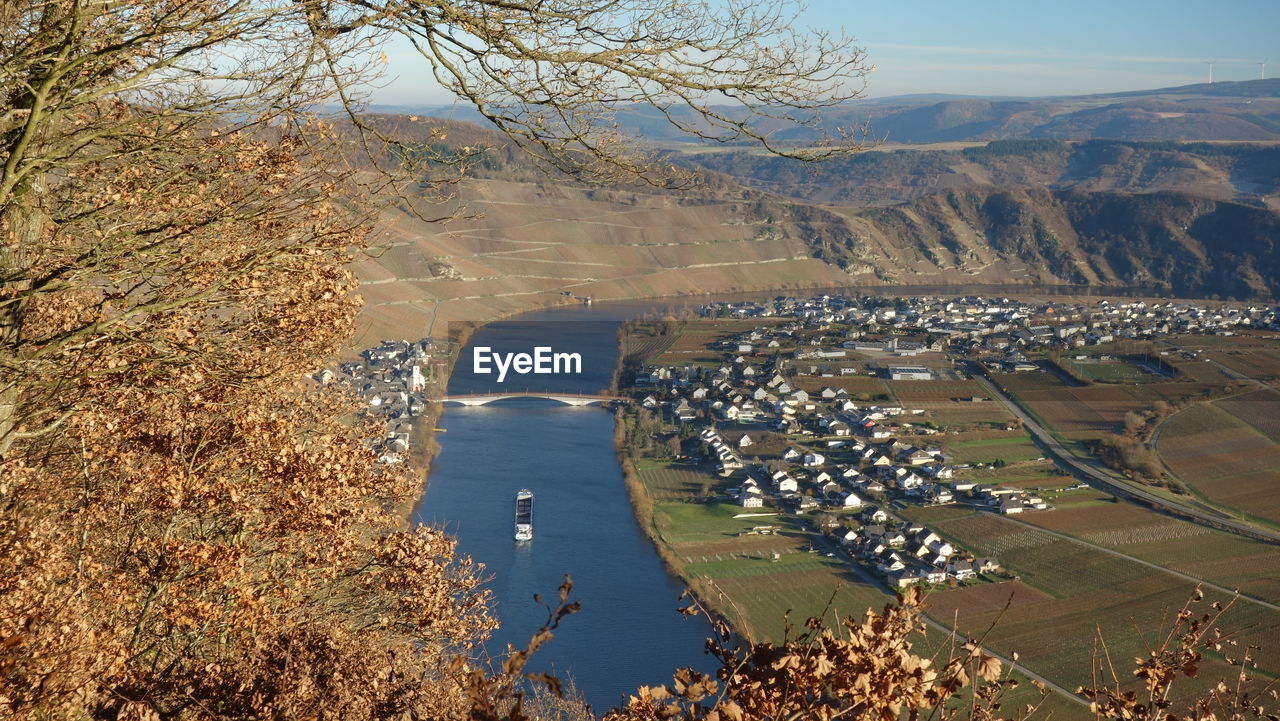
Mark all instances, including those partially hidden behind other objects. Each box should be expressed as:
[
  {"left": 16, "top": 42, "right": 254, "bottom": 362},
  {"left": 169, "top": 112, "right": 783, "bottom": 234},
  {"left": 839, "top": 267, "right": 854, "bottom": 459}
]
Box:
[
  {"left": 348, "top": 92, "right": 1280, "bottom": 343},
  {"left": 350, "top": 180, "right": 855, "bottom": 342}
]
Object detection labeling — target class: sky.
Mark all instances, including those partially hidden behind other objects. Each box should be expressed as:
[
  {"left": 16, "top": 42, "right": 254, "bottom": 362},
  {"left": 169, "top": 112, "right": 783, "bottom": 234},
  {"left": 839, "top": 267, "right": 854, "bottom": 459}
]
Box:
[{"left": 375, "top": 0, "right": 1280, "bottom": 105}]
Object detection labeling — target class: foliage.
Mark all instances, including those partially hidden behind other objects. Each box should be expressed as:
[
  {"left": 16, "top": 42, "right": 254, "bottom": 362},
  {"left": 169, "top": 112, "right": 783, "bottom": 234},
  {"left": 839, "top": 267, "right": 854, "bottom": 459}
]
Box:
[
  {"left": 601, "top": 588, "right": 1028, "bottom": 721},
  {"left": 1078, "top": 589, "right": 1273, "bottom": 721},
  {"left": 1094, "top": 434, "right": 1164, "bottom": 480},
  {"left": 0, "top": 2, "right": 1274, "bottom": 720}
]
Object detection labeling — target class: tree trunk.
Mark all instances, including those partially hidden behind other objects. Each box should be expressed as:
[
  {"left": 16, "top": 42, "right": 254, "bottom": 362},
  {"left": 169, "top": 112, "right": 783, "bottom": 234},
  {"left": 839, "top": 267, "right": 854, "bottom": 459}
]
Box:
[{"left": 0, "top": 175, "right": 46, "bottom": 454}]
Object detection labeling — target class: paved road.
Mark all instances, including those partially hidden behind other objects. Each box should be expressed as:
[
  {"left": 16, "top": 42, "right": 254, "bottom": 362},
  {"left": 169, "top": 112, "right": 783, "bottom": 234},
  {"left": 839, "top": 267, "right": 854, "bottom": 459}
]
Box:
[
  {"left": 806, "top": 533, "right": 1089, "bottom": 709},
  {"left": 969, "top": 369, "right": 1280, "bottom": 545}
]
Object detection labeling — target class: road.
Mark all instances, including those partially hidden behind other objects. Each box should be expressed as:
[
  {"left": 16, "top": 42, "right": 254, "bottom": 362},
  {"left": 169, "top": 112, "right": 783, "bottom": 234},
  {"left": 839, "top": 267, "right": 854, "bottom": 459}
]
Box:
[
  {"left": 969, "top": 369, "right": 1280, "bottom": 545},
  {"left": 806, "top": 533, "right": 1089, "bottom": 709}
]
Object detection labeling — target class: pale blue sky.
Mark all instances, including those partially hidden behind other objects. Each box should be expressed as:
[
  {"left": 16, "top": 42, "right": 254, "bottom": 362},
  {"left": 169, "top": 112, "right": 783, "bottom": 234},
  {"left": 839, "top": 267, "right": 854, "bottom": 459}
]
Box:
[{"left": 376, "top": 1, "right": 1280, "bottom": 104}]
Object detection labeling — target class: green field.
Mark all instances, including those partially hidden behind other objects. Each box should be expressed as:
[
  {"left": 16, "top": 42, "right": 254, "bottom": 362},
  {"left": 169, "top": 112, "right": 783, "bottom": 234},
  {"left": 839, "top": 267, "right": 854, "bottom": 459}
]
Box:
[
  {"left": 698, "top": 561, "right": 893, "bottom": 643},
  {"left": 652, "top": 502, "right": 788, "bottom": 545},
  {"left": 635, "top": 459, "right": 718, "bottom": 500},
  {"left": 1063, "top": 358, "right": 1154, "bottom": 383},
  {"left": 944, "top": 435, "right": 1045, "bottom": 464}
]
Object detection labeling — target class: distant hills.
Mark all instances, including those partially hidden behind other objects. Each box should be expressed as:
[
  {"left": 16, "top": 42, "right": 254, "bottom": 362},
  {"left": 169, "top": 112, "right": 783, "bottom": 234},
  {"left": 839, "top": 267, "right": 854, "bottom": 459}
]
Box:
[
  {"left": 351, "top": 81, "right": 1280, "bottom": 341},
  {"left": 682, "top": 139, "right": 1280, "bottom": 208},
  {"left": 375, "top": 79, "right": 1280, "bottom": 145}
]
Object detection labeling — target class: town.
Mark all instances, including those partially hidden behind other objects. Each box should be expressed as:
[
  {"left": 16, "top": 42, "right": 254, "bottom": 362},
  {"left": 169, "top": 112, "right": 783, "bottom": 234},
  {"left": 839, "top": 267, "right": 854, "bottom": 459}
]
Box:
[
  {"left": 318, "top": 338, "right": 439, "bottom": 464},
  {"left": 622, "top": 293, "right": 1278, "bottom": 592}
]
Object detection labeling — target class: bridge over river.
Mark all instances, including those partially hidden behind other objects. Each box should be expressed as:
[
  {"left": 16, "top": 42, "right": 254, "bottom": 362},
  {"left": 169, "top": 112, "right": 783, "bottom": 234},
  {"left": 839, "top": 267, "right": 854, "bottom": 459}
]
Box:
[{"left": 439, "top": 392, "right": 627, "bottom": 407}]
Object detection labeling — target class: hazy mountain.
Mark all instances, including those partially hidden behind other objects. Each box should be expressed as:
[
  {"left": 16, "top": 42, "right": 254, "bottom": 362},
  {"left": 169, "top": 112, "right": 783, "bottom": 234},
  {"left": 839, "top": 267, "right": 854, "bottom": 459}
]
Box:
[
  {"left": 681, "top": 139, "right": 1280, "bottom": 208},
  {"left": 349, "top": 82, "right": 1280, "bottom": 339},
  {"left": 373, "top": 79, "right": 1280, "bottom": 145},
  {"left": 832, "top": 186, "right": 1280, "bottom": 299}
]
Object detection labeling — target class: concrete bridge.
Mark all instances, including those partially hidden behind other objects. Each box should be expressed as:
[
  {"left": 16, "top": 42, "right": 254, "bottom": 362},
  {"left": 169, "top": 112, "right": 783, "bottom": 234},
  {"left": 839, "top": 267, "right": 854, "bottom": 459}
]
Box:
[{"left": 440, "top": 392, "right": 626, "bottom": 407}]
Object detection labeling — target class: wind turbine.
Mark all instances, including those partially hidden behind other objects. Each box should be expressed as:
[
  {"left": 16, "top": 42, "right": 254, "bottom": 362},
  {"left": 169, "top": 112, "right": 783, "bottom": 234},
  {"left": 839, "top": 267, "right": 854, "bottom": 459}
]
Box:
[
  {"left": 1261, "top": 60, "right": 1269, "bottom": 80},
  {"left": 1205, "top": 60, "right": 1216, "bottom": 83}
]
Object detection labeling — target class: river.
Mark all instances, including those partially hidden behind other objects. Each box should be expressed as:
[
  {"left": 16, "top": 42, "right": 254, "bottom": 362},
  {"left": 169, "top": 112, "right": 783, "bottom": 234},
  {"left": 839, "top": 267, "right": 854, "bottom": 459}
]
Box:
[
  {"left": 407, "top": 284, "right": 1175, "bottom": 710},
  {"left": 412, "top": 306, "right": 717, "bottom": 712}
]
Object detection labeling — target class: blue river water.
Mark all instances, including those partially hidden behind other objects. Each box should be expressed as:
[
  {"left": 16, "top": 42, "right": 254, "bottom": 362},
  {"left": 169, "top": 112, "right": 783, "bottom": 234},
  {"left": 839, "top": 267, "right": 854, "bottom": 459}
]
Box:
[{"left": 412, "top": 307, "right": 716, "bottom": 712}]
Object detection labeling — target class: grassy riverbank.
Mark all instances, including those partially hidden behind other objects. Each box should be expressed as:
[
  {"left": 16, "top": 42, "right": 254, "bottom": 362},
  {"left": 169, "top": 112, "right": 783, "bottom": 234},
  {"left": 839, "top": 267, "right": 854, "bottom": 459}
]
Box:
[{"left": 403, "top": 320, "right": 483, "bottom": 521}]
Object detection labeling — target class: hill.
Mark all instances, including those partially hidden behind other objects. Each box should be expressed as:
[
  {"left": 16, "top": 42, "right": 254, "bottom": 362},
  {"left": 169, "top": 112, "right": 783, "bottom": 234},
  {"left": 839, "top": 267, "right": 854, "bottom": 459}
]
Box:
[
  {"left": 379, "top": 80, "right": 1280, "bottom": 145},
  {"left": 681, "top": 139, "right": 1280, "bottom": 209},
  {"left": 832, "top": 186, "right": 1280, "bottom": 299},
  {"left": 349, "top": 86, "right": 1280, "bottom": 342}
]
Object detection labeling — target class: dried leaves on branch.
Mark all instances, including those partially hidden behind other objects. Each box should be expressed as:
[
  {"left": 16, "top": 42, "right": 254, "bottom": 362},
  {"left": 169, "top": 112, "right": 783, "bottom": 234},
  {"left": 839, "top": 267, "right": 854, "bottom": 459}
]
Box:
[
  {"left": 601, "top": 588, "right": 1028, "bottom": 721},
  {"left": 3, "top": 2, "right": 1271, "bottom": 721},
  {"left": 3, "top": 0, "right": 868, "bottom": 716}
]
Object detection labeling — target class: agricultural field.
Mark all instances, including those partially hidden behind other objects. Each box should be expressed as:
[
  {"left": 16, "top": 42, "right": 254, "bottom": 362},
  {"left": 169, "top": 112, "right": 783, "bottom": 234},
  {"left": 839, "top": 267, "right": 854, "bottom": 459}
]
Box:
[
  {"left": 788, "top": 375, "right": 889, "bottom": 397},
  {"left": 1123, "top": 380, "right": 1233, "bottom": 404},
  {"left": 889, "top": 379, "right": 988, "bottom": 401},
  {"left": 887, "top": 380, "right": 1016, "bottom": 428},
  {"left": 1156, "top": 402, "right": 1280, "bottom": 525},
  {"left": 943, "top": 435, "right": 1045, "bottom": 465},
  {"left": 1204, "top": 350, "right": 1280, "bottom": 381},
  {"left": 992, "top": 371, "right": 1119, "bottom": 437},
  {"left": 925, "top": 513, "right": 1280, "bottom": 704},
  {"left": 635, "top": 460, "right": 718, "bottom": 501},
  {"left": 990, "top": 369, "right": 1071, "bottom": 393},
  {"left": 651, "top": 502, "right": 790, "bottom": 546},
  {"left": 1170, "top": 357, "right": 1240, "bottom": 384},
  {"left": 963, "top": 461, "right": 1076, "bottom": 490},
  {"left": 1216, "top": 388, "right": 1280, "bottom": 442},
  {"left": 1013, "top": 383, "right": 1140, "bottom": 439},
  {"left": 1160, "top": 333, "right": 1280, "bottom": 350},
  {"left": 1020, "top": 493, "right": 1280, "bottom": 601},
  {"left": 686, "top": 555, "right": 891, "bottom": 642},
  {"left": 648, "top": 500, "right": 897, "bottom": 645},
  {"left": 924, "top": 403, "right": 1015, "bottom": 427},
  {"left": 620, "top": 325, "right": 677, "bottom": 363}
]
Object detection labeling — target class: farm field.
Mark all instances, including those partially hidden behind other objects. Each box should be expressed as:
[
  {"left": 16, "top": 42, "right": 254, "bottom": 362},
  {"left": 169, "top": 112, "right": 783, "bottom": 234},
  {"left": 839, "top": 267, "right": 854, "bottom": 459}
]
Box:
[
  {"left": 963, "top": 461, "right": 1076, "bottom": 490},
  {"left": 925, "top": 513, "right": 1280, "bottom": 705},
  {"left": 889, "top": 379, "right": 988, "bottom": 401},
  {"left": 635, "top": 460, "right": 718, "bottom": 501},
  {"left": 1171, "top": 357, "right": 1240, "bottom": 383},
  {"left": 687, "top": 555, "right": 892, "bottom": 642},
  {"left": 1156, "top": 402, "right": 1280, "bottom": 525},
  {"left": 657, "top": 503, "right": 1091, "bottom": 718},
  {"left": 651, "top": 502, "right": 791, "bottom": 546},
  {"left": 1203, "top": 349, "right": 1280, "bottom": 381},
  {"left": 788, "top": 375, "right": 889, "bottom": 397},
  {"left": 925, "top": 403, "right": 1015, "bottom": 426},
  {"left": 1160, "top": 333, "right": 1280, "bottom": 350},
  {"left": 943, "top": 435, "right": 1044, "bottom": 464},
  {"left": 1018, "top": 491, "right": 1280, "bottom": 601},
  {"left": 649, "top": 500, "right": 897, "bottom": 643},
  {"left": 890, "top": 380, "right": 1016, "bottom": 427},
  {"left": 992, "top": 370, "right": 1074, "bottom": 393},
  {"left": 1216, "top": 388, "right": 1280, "bottom": 442},
  {"left": 1123, "top": 380, "right": 1232, "bottom": 404}
]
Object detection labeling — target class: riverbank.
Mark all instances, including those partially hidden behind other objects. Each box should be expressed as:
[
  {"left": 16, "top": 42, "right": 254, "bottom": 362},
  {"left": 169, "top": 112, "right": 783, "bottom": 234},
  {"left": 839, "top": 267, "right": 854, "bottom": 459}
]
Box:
[
  {"left": 610, "top": 418, "right": 738, "bottom": 634},
  {"left": 409, "top": 336, "right": 717, "bottom": 708}
]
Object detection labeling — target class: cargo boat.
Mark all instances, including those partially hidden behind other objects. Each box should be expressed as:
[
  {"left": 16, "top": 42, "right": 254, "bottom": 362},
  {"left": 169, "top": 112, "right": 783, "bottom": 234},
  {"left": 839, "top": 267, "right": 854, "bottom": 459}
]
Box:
[{"left": 514, "top": 489, "right": 533, "bottom": 541}]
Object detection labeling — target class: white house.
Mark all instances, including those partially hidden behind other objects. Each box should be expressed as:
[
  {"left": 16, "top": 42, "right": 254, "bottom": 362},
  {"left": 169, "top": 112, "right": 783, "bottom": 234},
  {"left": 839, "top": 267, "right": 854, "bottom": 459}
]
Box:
[{"left": 837, "top": 491, "right": 864, "bottom": 508}]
